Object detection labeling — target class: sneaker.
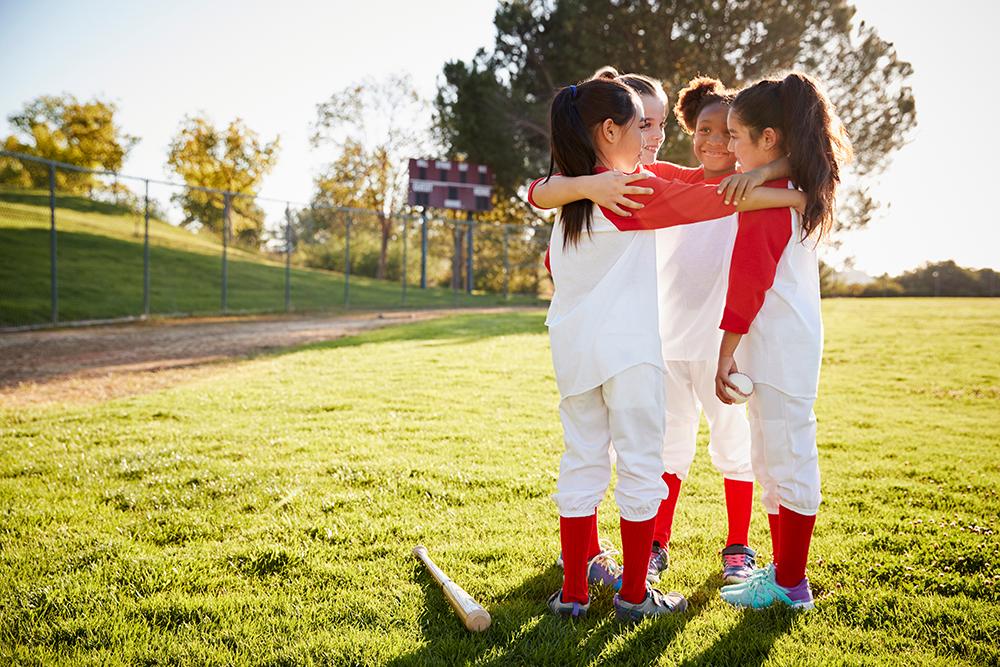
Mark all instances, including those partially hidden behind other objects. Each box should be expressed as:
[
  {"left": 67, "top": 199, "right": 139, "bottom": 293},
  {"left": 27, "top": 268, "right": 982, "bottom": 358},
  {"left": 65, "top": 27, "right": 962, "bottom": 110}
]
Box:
[
  {"left": 646, "top": 542, "right": 670, "bottom": 584},
  {"left": 555, "top": 542, "right": 623, "bottom": 589},
  {"left": 720, "top": 563, "right": 773, "bottom": 592},
  {"left": 719, "top": 567, "right": 814, "bottom": 610},
  {"left": 721, "top": 544, "right": 757, "bottom": 584},
  {"left": 547, "top": 589, "right": 590, "bottom": 619},
  {"left": 613, "top": 587, "right": 688, "bottom": 622}
]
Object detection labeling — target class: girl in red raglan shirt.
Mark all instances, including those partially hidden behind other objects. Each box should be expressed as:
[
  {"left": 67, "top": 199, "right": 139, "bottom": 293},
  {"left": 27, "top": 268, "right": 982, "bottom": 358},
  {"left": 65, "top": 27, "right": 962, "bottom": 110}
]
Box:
[{"left": 715, "top": 72, "right": 853, "bottom": 610}]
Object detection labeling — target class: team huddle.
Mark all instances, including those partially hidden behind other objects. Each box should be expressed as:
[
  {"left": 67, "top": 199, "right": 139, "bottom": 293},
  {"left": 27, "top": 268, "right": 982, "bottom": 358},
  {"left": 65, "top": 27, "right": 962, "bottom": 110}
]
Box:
[{"left": 532, "top": 68, "right": 851, "bottom": 620}]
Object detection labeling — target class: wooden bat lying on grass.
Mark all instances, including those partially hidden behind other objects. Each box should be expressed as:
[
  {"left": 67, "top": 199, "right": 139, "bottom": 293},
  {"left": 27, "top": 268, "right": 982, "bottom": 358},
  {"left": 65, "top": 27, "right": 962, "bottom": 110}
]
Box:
[{"left": 412, "top": 544, "right": 491, "bottom": 632}]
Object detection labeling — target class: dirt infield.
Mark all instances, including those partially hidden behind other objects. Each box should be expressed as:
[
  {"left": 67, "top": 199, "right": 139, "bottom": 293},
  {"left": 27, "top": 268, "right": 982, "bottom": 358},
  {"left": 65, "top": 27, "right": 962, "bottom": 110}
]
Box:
[{"left": 0, "top": 308, "right": 539, "bottom": 407}]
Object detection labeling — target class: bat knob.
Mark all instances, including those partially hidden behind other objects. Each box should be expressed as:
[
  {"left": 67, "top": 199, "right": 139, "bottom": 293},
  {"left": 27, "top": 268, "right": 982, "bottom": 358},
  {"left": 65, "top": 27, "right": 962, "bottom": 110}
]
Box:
[{"left": 466, "top": 609, "right": 491, "bottom": 632}]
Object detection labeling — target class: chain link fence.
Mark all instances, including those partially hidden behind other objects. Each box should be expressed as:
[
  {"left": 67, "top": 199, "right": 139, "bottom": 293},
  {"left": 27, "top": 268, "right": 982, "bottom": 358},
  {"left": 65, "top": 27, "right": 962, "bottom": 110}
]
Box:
[{"left": 0, "top": 150, "right": 551, "bottom": 329}]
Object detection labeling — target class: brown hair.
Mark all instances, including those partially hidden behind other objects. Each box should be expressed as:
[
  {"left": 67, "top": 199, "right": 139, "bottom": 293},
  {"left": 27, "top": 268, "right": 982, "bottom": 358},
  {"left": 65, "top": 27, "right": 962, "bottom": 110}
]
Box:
[
  {"left": 731, "top": 72, "right": 853, "bottom": 240},
  {"left": 547, "top": 77, "right": 640, "bottom": 247},
  {"left": 591, "top": 66, "right": 666, "bottom": 101},
  {"left": 674, "top": 76, "right": 735, "bottom": 134}
]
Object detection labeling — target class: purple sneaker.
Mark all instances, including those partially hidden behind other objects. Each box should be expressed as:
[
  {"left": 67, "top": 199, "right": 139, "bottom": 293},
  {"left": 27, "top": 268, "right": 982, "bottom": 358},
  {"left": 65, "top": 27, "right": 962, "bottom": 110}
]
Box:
[
  {"left": 646, "top": 542, "right": 670, "bottom": 584},
  {"left": 556, "top": 542, "right": 623, "bottom": 589},
  {"left": 613, "top": 587, "right": 688, "bottom": 622},
  {"left": 721, "top": 544, "right": 757, "bottom": 584}
]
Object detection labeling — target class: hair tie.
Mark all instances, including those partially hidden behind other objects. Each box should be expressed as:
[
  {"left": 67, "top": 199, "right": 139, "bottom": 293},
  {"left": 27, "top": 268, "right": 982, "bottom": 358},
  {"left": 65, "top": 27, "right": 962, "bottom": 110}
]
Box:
[{"left": 570, "top": 84, "right": 577, "bottom": 98}]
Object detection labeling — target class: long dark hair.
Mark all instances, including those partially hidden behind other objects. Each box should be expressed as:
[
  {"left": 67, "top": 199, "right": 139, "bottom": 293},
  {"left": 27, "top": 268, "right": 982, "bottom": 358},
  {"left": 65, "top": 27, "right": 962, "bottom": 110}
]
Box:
[
  {"left": 547, "top": 77, "right": 639, "bottom": 247},
  {"left": 674, "top": 76, "right": 735, "bottom": 134},
  {"left": 731, "top": 72, "right": 853, "bottom": 240}
]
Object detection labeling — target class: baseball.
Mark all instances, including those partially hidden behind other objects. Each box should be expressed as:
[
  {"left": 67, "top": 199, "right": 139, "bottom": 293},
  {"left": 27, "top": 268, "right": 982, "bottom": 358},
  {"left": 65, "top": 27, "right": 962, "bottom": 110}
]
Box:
[{"left": 725, "top": 373, "right": 754, "bottom": 404}]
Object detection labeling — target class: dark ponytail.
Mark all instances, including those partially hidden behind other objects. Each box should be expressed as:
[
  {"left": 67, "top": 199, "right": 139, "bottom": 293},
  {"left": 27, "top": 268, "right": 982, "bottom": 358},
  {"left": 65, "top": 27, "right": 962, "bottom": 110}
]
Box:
[
  {"left": 674, "top": 76, "right": 735, "bottom": 134},
  {"left": 547, "top": 78, "right": 640, "bottom": 248},
  {"left": 732, "top": 72, "right": 853, "bottom": 240}
]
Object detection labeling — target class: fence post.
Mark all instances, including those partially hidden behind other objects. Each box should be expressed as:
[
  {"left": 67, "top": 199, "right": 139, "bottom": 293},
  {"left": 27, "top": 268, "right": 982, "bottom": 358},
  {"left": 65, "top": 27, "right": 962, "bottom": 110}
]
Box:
[
  {"left": 344, "top": 213, "right": 351, "bottom": 308},
  {"left": 402, "top": 217, "right": 408, "bottom": 306},
  {"left": 143, "top": 179, "right": 150, "bottom": 316},
  {"left": 221, "top": 192, "right": 230, "bottom": 314},
  {"left": 48, "top": 164, "right": 57, "bottom": 324},
  {"left": 284, "top": 203, "right": 292, "bottom": 313},
  {"left": 503, "top": 224, "right": 510, "bottom": 300},
  {"left": 420, "top": 209, "right": 428, "bottom": 289},
  {"left": 466, "top": 211, "right": 474, "bottom": 294}
]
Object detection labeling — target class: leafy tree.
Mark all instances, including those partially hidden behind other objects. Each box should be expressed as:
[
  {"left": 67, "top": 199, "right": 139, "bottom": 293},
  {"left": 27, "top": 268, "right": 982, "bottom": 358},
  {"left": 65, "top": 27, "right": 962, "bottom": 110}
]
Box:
[
  {"left": 435, "top": 0, "right": 916, "bottom": 231},
  {"left": 310, "top": 75, "right": 429, "bottom": 279},
  {"left": 896, "top": 260, "right": 989, "bottom": 297},
  {"left": 1, "top": 94, "right": 138, "bottom": 193},
  {"left": 165, "top": 116, "right": 279, "bottom": 246}
]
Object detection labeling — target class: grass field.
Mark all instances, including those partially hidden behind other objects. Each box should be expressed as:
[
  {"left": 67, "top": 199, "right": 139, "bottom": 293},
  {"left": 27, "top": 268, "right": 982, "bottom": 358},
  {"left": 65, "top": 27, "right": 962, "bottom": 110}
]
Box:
[
  {"left": 0, "top": 191, "right": 539, "bottom": 327},
  {"left": 1, "top": 299, "right": 998, "bottom": 665}
]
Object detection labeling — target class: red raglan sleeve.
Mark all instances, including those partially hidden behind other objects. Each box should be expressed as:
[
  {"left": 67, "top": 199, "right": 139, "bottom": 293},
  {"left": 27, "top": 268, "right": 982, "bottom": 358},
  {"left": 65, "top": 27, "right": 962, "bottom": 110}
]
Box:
[
  {"left": 720, "top": 207, "right": 793, "bottom": 334},
  {"left": 527, "top": 177, "right": 550, "bottom": 210},
  {"left": 646, "top": 161, "right": 705, "bottom": 184},
  {"left": 600, "top": 175, "right": 735, "bottom": 231}
]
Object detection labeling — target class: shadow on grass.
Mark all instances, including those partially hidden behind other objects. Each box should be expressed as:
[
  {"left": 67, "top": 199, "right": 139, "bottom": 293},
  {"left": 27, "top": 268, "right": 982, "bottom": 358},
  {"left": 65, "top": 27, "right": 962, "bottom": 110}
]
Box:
[
  {"left": 390, "top": 567, "right": 739, "bottom": 665},
  {"left": 679, "top": 605, "right": 796, "bottom": 666}
]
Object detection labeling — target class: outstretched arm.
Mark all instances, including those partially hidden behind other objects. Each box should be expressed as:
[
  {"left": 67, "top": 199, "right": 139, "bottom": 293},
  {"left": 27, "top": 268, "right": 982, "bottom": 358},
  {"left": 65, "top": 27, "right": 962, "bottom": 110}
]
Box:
[
  {"left": 602, "top": 175, "right": 805, "bottom": 231},
  {"left": 528, "top": 172, "right": 654, "bottom": 215},
  {"left": 716, "top": 156, "right": 792, "bottom": 204}
]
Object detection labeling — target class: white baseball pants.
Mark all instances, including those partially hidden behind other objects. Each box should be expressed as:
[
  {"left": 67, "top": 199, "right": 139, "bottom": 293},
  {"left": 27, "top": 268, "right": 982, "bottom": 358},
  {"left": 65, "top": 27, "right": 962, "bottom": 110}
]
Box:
[
  {"left": 661, "top": 359, "right": 753, "bottom": 482},
  {"left": 553, "top": 363, "right": 669, "bottom": 522}
]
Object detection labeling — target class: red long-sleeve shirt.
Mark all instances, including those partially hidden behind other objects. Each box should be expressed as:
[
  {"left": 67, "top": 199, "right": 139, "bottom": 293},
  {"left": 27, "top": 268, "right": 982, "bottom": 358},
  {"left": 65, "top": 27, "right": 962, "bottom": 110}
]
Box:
[{"left": 719, "top": 179, "right": 794, "bottom": 334}]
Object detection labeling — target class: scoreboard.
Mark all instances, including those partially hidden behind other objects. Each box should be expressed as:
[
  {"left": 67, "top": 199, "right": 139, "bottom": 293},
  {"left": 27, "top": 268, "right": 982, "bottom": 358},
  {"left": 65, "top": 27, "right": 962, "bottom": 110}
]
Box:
[{"left": 407, "top": 158, "right": 494, "bottom": 212}]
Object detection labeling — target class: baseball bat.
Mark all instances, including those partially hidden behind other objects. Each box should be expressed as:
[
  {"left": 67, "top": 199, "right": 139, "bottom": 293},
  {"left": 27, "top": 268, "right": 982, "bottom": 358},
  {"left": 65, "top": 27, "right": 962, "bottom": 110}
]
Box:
[{"left": 413, "top": 544, "right": 491, "bottom": 632}]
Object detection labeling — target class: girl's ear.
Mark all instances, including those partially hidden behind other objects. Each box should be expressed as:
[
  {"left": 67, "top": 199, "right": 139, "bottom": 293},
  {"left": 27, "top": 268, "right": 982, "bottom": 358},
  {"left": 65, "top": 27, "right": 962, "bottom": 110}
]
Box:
[
  {"left": 600, "top": 118, "right": 617, "bottom": 144},
  {"left": 761, "top": 127, "right": 780, "bottom": 151}
]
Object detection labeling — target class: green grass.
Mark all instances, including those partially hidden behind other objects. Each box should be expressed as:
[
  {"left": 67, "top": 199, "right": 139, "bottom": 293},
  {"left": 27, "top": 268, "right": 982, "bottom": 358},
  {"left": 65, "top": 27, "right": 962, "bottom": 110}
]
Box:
[
  {"left": 1, "top": 299, "right": 998, "bottom": 665},
  {"left": 0, "top": 191, "right": 540, "bottom": 327}
]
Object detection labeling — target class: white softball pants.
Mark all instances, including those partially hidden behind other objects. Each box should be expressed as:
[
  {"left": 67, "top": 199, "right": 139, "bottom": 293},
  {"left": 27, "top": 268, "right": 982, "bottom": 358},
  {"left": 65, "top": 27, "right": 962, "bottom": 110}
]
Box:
[
  {"left": 748, "top": 383, "right": 822, "bottom": 516},
  {"left": 553, "top": 363, "right": 669, "bottom": 522},
  {"left": 661, "top": 359, "right": 753, "bottom": 482}
]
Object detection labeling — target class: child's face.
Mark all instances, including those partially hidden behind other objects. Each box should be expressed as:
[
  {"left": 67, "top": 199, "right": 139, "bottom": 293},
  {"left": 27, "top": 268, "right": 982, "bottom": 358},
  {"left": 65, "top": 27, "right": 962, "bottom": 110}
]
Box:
[
  {"left": 693, "top": 102, "right": 736, "bottom": 174},
  {"left": 638, "top": 94, "right": 667, "bottom": 165},
  {"left": 727, "top": 109, "right": 776, "bottom": 172}
]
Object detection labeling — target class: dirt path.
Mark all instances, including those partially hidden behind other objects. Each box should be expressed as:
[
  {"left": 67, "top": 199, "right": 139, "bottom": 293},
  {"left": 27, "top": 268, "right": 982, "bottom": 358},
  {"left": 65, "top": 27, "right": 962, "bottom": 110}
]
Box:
[{"left": 0, "top": 307, "right": 537, "bottom": 407}]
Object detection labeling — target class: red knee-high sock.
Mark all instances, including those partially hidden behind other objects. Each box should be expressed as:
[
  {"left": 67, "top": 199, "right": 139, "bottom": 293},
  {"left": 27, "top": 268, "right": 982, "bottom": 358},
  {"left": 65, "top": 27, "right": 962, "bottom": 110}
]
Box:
[
  {"left": 587, "top": 507, "right": 601, "bottom": 560},
  {"left": 775, "top": 505, "right": 816, "bottom": 588},
  {"left": 723, "top": 478, "right": 753, "bottom": 547},
  {"left": 767, "top": 513, "right": 781, "bottom": 566},
  {"left": 560, "top": 514, "right": 594, "bottom": 603},
  {"left": 619, "top": 516, "right": 655, "bottom": 604},
  {"left": 652, "top": 473, "right": 683, "bottom": 547}
]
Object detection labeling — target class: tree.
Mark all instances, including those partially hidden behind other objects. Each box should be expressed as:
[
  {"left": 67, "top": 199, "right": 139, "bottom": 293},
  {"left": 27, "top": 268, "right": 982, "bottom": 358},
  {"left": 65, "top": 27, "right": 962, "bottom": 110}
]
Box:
[
  {"left": 1, "top": 94, "right": 138, "bottom": 193},
  {"left": 165, "top": 116, "right": 279, "bottom": 246},
  {"left": 435, "top": 0, "right": 916, "bottom": 231},
  {"left": 310, "top": 75, "right": 429, "bottom": 280}
]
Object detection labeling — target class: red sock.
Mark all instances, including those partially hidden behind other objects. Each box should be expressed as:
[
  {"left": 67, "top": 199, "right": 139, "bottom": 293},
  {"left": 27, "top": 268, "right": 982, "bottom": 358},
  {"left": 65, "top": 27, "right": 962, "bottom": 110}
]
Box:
[
  {"left": 723, "top": 478, "right": 753, "bottom": 547},
  {"left": 560, "top": 514, "right": 594, "bottom": 603},
  {"left": 775, "top": 505, "right": 816, "bottom": 588},
  {"left": 767, "top": 513, "right": 781, "bottom": 567},
  {"left": 587, "top": 507, "right": 601, "bottom": 560},
  {"left": 619, "top": 516, "right": 655, "bottom": 604},
  {"left": 652, "top": 472, "right": 683, "bottom": 547}
]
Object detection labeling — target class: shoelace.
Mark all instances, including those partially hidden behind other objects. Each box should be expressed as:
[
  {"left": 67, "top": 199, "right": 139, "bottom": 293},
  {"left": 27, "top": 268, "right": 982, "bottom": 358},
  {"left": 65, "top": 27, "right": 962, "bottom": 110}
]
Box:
[{"left": 723, "top": 553, "right": 749, "bottom": 568}]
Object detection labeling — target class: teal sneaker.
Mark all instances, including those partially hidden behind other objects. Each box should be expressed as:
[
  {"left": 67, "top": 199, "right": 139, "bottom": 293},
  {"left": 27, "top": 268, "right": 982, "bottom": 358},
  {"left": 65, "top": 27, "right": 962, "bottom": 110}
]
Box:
[
  {"left": 720, "top": 563, "right": 774, "bottom": 592},
  {"left": 719, "top": 567, "right": 814, "bottom": 610}
]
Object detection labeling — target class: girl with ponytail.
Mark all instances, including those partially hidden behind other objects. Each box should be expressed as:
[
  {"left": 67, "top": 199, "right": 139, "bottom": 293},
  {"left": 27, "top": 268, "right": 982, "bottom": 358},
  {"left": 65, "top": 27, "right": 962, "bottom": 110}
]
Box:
[
  {"left": 715, "top": 72, "right": 852, "bottom": 611},
  {"left": 540, "top": 74, "right": 804, "bottom": 622}
]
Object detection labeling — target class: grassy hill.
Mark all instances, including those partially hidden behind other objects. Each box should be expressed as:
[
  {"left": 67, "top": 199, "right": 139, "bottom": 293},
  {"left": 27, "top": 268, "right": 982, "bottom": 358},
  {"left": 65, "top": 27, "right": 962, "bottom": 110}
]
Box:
[{"left": 0, "top": 190, "right": 540, "bottom": 327}]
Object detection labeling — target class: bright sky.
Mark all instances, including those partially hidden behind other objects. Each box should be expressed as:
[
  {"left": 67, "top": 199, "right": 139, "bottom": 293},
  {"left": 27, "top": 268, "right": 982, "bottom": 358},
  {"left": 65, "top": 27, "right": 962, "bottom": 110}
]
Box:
[{"left": 0, "top": 0, "right": 995, "bottom": 275}]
